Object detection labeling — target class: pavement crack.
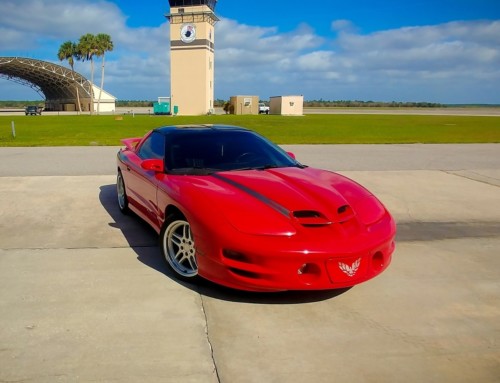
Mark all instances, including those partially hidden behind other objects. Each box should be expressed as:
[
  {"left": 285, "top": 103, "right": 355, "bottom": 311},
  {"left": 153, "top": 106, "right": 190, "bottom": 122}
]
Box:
[
  {"left": 445, "top": 170, "right": 500, "bottom": 187},
  {"left": 199, "top": 293, "right": 221, "bottom": 382}
]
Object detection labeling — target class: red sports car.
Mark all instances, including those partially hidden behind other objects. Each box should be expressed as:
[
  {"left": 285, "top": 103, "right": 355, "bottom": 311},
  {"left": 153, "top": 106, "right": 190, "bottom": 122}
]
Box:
[{"left": 117, "top": 125, "right": 396, "bottom": 292}]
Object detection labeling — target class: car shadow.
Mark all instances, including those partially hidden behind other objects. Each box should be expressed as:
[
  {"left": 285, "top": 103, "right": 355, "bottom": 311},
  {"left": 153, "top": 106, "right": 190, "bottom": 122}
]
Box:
[
  {"left": 197, "top": 280, "right": 352, "bottom": 304},
  {"left": 99, "top": 183, "right": 351, "bottom": 304}
]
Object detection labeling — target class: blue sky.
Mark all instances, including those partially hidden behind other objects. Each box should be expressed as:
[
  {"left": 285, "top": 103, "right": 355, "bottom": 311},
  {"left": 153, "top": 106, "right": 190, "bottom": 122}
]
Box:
[{"left": 1, "top": 0, "right": 500, "bottom": 103}]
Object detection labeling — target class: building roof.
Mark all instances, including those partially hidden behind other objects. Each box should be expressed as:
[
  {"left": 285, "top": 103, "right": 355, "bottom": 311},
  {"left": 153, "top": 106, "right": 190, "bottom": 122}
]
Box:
[
  {"left": 169, "top": 0, "right": 217, "bottom": 11},
  {"left": 0, "top": 57, "right": 93, "bottom": 100}
]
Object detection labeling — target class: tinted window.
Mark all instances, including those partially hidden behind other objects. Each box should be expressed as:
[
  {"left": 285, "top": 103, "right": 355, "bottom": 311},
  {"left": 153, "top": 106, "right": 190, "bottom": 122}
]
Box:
[
  {"left": 138, "top": 131, "right": 165, "bottom": 160},
  {"left": 165, "top": 129, "right": 300, "bottom": 174}
]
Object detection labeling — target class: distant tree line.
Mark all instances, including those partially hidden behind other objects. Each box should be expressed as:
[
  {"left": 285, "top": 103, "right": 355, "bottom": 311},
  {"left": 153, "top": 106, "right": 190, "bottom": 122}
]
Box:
[
  {"left": 219, "top": 99, "right": 444, "bottom": 108},
  {"left": 117, "top": 100, "right": 155, "bottom": 107},
  {"left": 0, "top": 101, "right": 45, "bottom": 108},
  {"left": 303, "top": 100, "right": 444, "bottom": 108},
  {"left": 6, "top": 100, "right": 498, "bottom": 109}
]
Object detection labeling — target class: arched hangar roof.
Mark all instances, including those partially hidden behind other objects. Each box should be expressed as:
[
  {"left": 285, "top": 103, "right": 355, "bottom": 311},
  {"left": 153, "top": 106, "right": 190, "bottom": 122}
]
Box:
[{"left": 0, "top": 56, "right": 93, "bottom": 100}]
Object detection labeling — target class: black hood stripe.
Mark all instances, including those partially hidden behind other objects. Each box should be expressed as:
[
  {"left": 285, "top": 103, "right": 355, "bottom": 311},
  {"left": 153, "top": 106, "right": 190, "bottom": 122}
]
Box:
[{"left": 212, "top": 173, "right": 290, "bottom": 217}]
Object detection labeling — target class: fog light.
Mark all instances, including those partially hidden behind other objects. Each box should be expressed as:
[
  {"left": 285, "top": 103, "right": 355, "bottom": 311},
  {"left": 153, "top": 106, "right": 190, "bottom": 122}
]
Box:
[
  {"left": 297, "top": 263, "right": 321, "bottom": 285},
  {"left": 298, "top": 263, "right": 321, "bottom": 275},
  {"left": 222, "top": 249, "right": 248, "bottom": 262},
  {"left": 298, "top": 263, "right": 308, "bottom": 275}
]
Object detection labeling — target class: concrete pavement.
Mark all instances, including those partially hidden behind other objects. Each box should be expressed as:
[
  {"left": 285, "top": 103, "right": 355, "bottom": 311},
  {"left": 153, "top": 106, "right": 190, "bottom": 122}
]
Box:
[{"left": 0, "top": 145, "right": 499, "bottom": 382}]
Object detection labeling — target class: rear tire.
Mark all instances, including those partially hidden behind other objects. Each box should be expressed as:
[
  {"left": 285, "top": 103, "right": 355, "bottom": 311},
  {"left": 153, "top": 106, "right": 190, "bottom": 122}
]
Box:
[
  {"left": 160, "top": 215, "right": 199, "bottom": 281},
  {"left": 116, "top": 170, "right": 129, "bottom": 214}
]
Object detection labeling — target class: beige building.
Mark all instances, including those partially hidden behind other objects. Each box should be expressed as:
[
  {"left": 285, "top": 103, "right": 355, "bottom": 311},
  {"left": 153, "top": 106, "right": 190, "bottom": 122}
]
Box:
[
  {"left": 229, "top": 95, "right": 259, "bottom": 115},
  {"left": 270, "top": 95, "right": 304, "bottom": 115},
  {"left": 167, "top": 0, "right": 219, "bottom": 115}
]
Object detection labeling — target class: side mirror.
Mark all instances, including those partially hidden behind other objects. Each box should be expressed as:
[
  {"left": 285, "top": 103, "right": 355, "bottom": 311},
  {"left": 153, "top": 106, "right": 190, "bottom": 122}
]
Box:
[
  {"left": 141, "top": 159, "right": 164, "bottom": 172},
  {"left": 287, "top": 152, "right": 296, "bottom": 159}
]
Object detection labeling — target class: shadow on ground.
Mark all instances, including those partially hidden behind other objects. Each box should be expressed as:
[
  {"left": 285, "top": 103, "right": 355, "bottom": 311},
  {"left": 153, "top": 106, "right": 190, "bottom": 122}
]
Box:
[
  {"left": 397, "top": 221, "right": 500, "bottom": 242},
  {"left": 99, "top": 183, "right": 351, "bottom": 304}
]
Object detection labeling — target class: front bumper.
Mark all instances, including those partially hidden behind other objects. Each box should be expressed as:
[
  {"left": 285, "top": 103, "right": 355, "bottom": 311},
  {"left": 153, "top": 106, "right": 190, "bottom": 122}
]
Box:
[{"left": 195, "top": 215, "right": 396, "bottom": 292}]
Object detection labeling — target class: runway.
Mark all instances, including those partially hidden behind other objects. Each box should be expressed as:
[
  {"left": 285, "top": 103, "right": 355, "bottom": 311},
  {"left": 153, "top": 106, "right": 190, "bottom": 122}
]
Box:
[{"left": 1, "top": 144, "right": 499, "bottom": 382}]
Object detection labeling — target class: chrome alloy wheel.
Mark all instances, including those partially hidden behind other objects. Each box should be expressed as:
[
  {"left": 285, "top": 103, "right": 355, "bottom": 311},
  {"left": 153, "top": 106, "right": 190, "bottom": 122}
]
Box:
[
  {"left": 116, "top": 171, "right": 128, "bottom": 213},
  {"left": 163, "top": 219, "right": 198, "bottom": 278}
]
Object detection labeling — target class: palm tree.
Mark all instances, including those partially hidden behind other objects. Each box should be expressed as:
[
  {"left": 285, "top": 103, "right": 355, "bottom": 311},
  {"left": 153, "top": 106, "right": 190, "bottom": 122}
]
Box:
[
  {"left": 95, "top": 33, "right": 114, "bottom": 114},
  {"left": 57, "top": 41, "right": 76, "bottom": 70},
  {"left": 57, "top": 41, "right": 82, "bottom": 112},
  {"left": 77, "top": 33, "right": 98, "bottom": 114}
]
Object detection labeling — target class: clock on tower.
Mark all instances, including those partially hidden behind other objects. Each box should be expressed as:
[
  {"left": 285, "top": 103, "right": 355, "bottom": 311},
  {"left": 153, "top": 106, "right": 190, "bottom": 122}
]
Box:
[{"left": 167, "top": 0, "right": 219, "bottom": 115}]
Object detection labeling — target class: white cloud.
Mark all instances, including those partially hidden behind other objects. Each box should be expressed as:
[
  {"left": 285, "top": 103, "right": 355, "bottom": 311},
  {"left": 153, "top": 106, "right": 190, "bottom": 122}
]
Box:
[
  {"left": 0, "top": 0, "right": 125, "bottom": 41},
  {"left": 335, "top": 20, "right": 500, "bottom": 70},
  {"left": 0, "top": 1, "right": 499, "bottom": 103}
]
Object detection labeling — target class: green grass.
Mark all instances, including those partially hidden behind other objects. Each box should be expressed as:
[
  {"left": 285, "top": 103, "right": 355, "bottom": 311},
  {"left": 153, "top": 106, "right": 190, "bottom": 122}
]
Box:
[{"left": 0, "top": 114, "right": 499, "bottom": 146}]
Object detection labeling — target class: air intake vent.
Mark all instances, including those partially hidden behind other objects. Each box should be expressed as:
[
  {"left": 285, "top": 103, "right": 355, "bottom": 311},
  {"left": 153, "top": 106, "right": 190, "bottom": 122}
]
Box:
[
  {"left": 338, "top": 205, "right": 349, "bottom": 214},
  {"left": 337, "top": 204, "right": 355, "bottom": 223},
  {"left": 293, "top": 210, "right": 320, "bottom": 218},
  {"left": 293, "top": 210, "right": 332, "bottom": 227}
]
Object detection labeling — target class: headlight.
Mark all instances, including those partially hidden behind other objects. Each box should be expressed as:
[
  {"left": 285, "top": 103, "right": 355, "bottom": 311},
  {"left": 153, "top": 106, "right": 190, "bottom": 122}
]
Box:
[{"left": 354, "top": 196, "right": 386, "bottom": 226}]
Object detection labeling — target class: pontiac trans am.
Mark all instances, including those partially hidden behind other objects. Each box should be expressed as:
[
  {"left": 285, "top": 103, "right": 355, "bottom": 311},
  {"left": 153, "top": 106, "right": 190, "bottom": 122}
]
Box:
[{"left": 116, "top": 125, "right": 396, "bottom": 292}]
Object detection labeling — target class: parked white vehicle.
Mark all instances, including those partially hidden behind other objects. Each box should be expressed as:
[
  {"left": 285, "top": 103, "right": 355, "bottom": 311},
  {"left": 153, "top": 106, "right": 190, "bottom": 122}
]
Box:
[{"left": 258, "top": 102, "right": 270, "bottom": 114}]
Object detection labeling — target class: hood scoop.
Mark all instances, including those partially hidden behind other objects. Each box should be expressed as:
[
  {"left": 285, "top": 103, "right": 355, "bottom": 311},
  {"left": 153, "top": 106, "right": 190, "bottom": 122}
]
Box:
[
  {"left": 292, "top": 204, "right": 355, "bottom": 227},
  {"left": 292, "top": 210, "right": 332, "bottom": 227},
  {"left": 337, "top": 204, "right": 355, "bottom": 223}
]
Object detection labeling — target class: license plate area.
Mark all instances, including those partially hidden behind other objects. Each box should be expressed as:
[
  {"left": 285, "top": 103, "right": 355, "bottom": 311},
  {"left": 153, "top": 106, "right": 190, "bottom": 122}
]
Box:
[{"left": 326, "top": 255, "right": 368, "bottom": 284}]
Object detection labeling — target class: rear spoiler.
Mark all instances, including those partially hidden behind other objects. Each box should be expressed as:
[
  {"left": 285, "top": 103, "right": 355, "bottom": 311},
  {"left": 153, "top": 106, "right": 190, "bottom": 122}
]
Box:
[{"left": 121, "top": 137, "right": 141, "bottom": 151}]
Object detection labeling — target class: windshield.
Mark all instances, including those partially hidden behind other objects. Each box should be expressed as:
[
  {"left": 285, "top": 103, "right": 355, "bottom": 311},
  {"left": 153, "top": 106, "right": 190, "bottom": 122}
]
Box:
[{"left": 165, "top": 129, "right": 301, "bottom": 175}]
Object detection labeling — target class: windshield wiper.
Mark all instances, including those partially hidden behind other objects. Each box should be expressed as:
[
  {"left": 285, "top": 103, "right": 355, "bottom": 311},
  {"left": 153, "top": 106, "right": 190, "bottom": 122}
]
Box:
[
  {"left": 168, "top": 167, "right": 222, "bottom": 175},
  {"left": 233, "top": 164, "right": 305, "bottom": 171},
  {"left": 232, "top": 164, "right": 278, "bottom": 171},
  {"left": 255, "top": 164, "right": 281, "bottom": 170}
]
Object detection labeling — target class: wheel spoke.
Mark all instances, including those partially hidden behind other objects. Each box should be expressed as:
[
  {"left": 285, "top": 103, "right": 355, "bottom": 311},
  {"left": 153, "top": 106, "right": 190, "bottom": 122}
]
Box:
[
  {"left": 187, "top": 255, "right": 197, "bottom": 270},
  {"left": 171, "top": 232, "right": 183, "bottom": 246},
  {"left": 185, "top": 225, "right": 192, "bottom": 241},
  {"left": 174, "top": 248, "right": 185, "bottom": 262}
]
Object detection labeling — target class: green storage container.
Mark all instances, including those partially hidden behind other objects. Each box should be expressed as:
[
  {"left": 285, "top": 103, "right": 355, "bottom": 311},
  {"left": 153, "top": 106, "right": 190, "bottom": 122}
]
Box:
[{"left": 153, "top": 101, "right": 171, "bottom": 115}]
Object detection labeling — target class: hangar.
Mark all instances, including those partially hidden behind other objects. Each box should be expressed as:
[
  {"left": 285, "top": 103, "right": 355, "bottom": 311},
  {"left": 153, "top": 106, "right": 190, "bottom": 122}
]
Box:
[{"left": 0, "top": 56, "right": 116, "bottom": 113}]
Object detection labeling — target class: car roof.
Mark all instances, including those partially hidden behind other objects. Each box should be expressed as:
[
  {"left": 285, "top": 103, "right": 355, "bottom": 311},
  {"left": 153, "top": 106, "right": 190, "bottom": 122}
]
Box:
[{"left": 153, "top": 124, "right": 251, "bottom": 135}]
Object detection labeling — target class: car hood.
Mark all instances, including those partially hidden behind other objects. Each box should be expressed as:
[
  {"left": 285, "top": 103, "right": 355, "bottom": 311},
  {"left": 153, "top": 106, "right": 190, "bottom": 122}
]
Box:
[{"left": 177, "top": 167, "right": 385, "bottom": 236}]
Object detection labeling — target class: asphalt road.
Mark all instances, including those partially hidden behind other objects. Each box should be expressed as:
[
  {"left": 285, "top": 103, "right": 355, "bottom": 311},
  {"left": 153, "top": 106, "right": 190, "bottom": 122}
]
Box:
[
  {"left": 1, "top": 143, "right": 500, "bottom": 176},
  {"left": 1, "top": 144, "right": 499, "bottom": 382}
]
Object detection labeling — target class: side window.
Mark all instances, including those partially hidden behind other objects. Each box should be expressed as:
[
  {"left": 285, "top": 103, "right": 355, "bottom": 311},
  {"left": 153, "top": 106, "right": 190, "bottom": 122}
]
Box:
[{"left": 138, "top": 132, "right": 165, "bottom": 159}]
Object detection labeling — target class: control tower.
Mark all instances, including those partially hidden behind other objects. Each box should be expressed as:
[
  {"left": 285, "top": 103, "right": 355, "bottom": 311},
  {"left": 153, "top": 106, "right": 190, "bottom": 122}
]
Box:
[{"left": 167, "top": 0, "right": 219, "bottom": 115}]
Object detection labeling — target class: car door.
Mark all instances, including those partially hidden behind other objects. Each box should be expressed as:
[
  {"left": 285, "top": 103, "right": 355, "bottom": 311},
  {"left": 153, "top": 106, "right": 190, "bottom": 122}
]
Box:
[{"left": 125, "top": 131, "right": 165, "bottom": 231}]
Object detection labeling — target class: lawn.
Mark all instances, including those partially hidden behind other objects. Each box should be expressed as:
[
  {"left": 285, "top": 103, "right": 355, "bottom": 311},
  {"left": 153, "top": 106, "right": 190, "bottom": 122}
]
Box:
[{"left": 0, "top": 113, "right": 499, "bottom": 146}]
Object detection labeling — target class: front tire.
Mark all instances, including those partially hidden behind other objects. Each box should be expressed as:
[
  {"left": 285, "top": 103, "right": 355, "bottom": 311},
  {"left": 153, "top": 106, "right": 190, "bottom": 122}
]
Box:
[
  {"left": 116, "top": 170, "right": 129, "bottom": 214},
  {"left": 160, "top": 215, "right": 199, "bottom": 280}
]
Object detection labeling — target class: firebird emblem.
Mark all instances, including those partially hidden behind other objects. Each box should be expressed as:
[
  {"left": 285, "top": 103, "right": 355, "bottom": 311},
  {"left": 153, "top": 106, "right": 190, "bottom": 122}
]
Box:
[{"left": 338, "top": 258, "right": 361, "bottom": 277}]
